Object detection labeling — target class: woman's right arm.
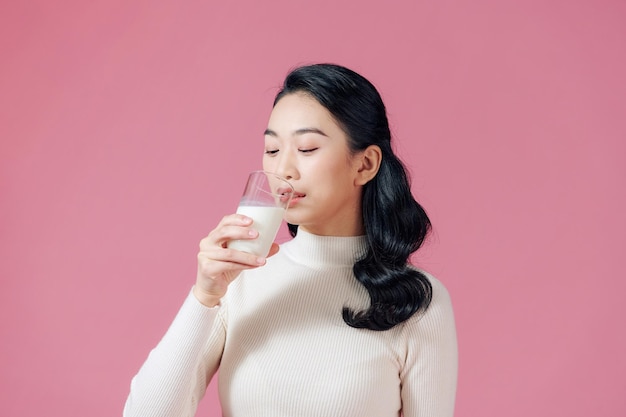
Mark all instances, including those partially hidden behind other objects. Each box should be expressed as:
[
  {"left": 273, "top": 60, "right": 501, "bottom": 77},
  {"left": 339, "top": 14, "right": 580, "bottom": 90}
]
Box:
[
  {"left": 123, "top": 290, "right": 224, "bottom": 417},
  {"left": 123, "top": 214, "right": 276, "bottom": 417}
]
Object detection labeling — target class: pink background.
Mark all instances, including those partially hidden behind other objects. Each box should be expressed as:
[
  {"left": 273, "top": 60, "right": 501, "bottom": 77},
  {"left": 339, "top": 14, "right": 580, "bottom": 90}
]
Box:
[{"left": 1, "top": 1, "right": 624, "bottom": 416}]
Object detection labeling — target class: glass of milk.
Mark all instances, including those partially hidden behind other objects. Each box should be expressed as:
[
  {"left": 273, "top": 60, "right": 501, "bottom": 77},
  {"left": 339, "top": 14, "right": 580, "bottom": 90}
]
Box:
[{"left": 227, "top": 171, "right": 294, "bottom": 257}]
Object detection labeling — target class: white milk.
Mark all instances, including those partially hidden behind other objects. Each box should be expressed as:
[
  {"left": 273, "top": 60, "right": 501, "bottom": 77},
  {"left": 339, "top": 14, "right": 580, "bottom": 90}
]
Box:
[{"left": 228, "top": 205, "right": 285, "bottom": 257}]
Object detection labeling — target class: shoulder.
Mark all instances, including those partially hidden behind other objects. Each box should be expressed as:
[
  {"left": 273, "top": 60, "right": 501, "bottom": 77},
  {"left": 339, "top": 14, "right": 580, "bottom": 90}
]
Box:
[
  {"left": 424, "top": 270, "right": 453, "bottom": 311},
  {"left": 404, "top": 269, "right": 456, "bottom": 336}
]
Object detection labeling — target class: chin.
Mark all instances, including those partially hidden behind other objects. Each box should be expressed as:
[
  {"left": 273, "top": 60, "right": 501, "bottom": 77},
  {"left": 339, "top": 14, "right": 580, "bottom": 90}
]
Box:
[
  {"left": 283, "top": 212, "right": 309, "bottom": 228},
  {"left": 283, "top": 214, "right": 299, "bottom": 226}
]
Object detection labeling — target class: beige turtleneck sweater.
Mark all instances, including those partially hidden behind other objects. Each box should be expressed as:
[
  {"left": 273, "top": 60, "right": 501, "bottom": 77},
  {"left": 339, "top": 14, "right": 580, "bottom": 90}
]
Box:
[{"left": 124, "top": 230, "right": 458, "bottom": 417}]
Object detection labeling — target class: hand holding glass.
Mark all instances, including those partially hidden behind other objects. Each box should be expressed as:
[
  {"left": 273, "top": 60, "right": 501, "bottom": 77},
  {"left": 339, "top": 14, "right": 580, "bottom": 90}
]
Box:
[{"left": 227, "top": 171, "right": 293, "bottom": 257}]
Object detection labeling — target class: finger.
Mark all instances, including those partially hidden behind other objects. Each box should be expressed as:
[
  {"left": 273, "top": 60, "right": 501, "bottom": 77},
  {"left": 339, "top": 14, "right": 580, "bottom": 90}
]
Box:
[
  {"left": 199, "top": 246, "right": 266, "bottom": 269},
  {"left": 201, "top": 225, "right": 259, "bottom": 250},
  {"left": 216, "top": 213, "right": 253, "bottom": 228},
  {"left": 197, "top": 257, "right": 258, "bottom": 280}
]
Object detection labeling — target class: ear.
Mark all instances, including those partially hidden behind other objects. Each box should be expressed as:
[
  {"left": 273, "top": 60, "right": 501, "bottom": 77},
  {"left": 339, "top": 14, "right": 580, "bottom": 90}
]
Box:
[{"left": 354, "top": 145, "right": 382, "bottom": 186}]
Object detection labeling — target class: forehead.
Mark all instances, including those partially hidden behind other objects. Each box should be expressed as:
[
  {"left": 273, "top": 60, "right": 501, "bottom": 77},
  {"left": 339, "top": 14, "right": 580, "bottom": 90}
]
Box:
[{"left": 268, "top": 93, "right": 337, "bottom": 130}]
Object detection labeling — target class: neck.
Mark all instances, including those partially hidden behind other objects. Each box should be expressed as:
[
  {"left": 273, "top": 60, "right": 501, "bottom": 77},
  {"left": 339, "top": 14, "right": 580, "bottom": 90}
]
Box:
[
  {"left": 297, "top": 201, "right": 365, "bottom": 237},
  {"left": 283, "top": 228, "right": 367, "bottom": 267}
]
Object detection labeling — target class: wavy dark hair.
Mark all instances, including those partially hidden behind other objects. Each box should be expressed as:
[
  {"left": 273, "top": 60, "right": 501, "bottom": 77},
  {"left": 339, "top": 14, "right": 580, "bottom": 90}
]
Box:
[{"left": 274, "top": 63, "right": 432, "bottom": 331}]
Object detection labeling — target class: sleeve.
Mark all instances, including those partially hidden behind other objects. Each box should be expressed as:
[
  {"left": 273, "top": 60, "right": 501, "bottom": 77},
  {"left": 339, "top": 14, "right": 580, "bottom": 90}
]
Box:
[
  {"left": 399, "top": 276, "right": 458, "bottom": 417},
  {"left": 123, "top": 288, "right": 227, "bottom": 417}
]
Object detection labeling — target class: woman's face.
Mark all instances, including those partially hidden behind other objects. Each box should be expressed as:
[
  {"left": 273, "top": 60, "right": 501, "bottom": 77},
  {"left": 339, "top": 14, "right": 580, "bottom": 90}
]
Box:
[{"left": 263, "top": 92, "right": 365, "bottom": 236}]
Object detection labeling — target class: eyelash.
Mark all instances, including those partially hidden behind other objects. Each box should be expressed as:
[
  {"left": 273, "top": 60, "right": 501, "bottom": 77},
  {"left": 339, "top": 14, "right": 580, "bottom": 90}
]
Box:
[{"left": 264, "top": 148, "right": 318, "bottom": 155}]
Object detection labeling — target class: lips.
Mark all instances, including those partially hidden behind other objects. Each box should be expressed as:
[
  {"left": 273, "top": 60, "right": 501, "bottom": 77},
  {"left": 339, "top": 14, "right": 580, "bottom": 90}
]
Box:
[
  {"left": 276, "top": 187, "right": 304, "bottom": 204},
  {"left": 289, "top": 192, "right": 306, "bottom": 207}
]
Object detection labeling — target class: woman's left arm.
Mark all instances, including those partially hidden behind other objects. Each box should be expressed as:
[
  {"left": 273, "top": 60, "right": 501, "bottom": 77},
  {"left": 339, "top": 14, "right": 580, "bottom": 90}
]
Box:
[{"left": 400, "top": 275, "right": 458, "bottom": 417}]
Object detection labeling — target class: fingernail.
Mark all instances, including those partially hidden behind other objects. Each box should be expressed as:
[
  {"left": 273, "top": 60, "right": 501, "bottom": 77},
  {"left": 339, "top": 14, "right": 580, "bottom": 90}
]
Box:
[
  {"left": 256, "top": 257, "right": 265, "bottom": 265},
  {"left": 248, "top": 230, "right": 257, "bottom": 237}
]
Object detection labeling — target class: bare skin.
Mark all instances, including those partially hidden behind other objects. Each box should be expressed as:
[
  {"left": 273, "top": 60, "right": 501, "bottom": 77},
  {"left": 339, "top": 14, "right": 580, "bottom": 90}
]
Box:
[
  {"left": 193, "top": 93, "right": 381, "bottom": 308},
  {"left": 193, "top": 214, "right": 279, "bottom": 307}
]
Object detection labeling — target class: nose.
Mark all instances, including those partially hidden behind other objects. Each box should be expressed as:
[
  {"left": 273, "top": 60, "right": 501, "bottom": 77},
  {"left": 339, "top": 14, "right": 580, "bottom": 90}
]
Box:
[{"left": 273, "top": 149, "right": 298, "bottom": 181}]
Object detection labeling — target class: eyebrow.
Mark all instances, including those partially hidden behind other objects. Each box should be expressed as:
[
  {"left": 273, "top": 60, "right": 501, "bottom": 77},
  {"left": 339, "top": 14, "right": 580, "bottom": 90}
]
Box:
[{"left": 264, "top": 127, "right": 329, "bottom": 137}]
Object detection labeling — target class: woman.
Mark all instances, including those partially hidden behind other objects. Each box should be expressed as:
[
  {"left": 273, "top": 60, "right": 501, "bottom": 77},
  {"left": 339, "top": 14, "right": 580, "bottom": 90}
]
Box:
[{"left": 124, "top": 63, "right": 457, "bottom": 417}]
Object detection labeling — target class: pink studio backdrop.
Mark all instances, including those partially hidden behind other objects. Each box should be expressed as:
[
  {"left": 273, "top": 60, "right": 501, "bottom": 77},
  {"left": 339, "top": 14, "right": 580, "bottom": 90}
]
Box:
[{"left": 1, "top": 1, "right": 624, "bottom": 416}]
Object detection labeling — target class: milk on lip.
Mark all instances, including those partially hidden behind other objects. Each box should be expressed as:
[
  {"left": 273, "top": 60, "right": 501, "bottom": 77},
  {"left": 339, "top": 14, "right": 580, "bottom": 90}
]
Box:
[{"left": 228, "top": 205, "right": 285, "bottom": 257}]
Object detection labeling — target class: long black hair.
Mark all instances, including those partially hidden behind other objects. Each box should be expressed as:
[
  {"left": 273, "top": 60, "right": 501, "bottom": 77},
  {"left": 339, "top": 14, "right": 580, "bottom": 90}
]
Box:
[{"left": 274, "top": 63, "right": 432, "bottom": 331}]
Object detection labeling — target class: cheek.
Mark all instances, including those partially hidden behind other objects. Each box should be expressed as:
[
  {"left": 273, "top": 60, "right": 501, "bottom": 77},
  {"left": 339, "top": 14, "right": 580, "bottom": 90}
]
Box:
[
  {"left": 262, "top": 156, "right": 274, "bottom": 172},
  {"left": 309, "top": 151, "right": 347, "bottom": 173},
  {"left": 315, "top": 155, "right": 355, "bottom": 179},
  {"left": 313, "top": 163, "right": 355, "bottom": 195}
]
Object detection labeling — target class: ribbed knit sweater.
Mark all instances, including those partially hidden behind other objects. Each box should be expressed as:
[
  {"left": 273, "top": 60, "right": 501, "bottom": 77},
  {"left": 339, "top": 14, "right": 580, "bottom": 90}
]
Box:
[{"left": 124, "top": 230, "right": 458, "bottom": 417}]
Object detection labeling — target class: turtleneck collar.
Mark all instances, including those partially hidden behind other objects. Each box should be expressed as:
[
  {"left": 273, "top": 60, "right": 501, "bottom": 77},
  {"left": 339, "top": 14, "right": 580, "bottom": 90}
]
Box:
[{"left": 281, "top": 228, "right": 367, "bottom": 267}]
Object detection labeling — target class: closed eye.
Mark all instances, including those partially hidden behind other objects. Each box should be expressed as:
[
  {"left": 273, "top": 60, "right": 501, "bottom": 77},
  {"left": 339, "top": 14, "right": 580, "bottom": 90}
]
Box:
[
  {"left": 299, "top": 148, "right": 318, "bottom": 153},
  {"left": 264, "top": 149, "right": 279, "bottom": 155}
]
